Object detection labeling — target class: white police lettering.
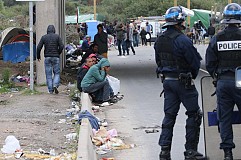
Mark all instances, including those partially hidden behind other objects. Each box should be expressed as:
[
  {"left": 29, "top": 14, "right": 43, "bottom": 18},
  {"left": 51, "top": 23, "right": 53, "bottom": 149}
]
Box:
[{"left": 217, "top": 41, "right": 241, "bottom": 51}]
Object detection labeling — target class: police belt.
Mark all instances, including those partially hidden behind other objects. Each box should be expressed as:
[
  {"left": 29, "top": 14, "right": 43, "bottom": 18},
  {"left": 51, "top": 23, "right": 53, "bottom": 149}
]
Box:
[{"left": 164, "top": 73, "right": 179, "bottom": 80}]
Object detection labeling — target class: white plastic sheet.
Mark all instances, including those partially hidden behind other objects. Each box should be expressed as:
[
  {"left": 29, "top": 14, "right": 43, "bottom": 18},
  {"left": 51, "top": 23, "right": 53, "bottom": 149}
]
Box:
[
  {"left": 1, "top": 135, "right": 21, "bottom": 154},
  {"left": 107, "top": 75, "right": 120, "bottom": 95}
]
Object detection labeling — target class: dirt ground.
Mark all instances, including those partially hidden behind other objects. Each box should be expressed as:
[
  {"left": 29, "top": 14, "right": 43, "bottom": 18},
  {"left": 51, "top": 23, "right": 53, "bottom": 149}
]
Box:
[{"left": 0, "top": 61, "right": 79, "bottom": 158}]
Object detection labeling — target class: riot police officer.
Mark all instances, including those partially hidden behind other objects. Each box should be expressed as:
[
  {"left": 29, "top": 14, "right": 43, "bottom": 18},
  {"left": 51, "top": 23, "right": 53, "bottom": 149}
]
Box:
[
  {"left": 206, "top": 3, "right": 241, "bottom": 160},
  {"left": 154, "top": 6, "right": 205, "bottom": 160}
]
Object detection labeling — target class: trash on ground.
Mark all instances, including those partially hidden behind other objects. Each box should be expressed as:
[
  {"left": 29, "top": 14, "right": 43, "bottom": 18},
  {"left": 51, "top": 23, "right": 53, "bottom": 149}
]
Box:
[
  {"left": 1, "top": 135, "right": 21, "bottom": 154},
  {"left": 65, "top": 133, "right": 77, "bottom": 141},
  {"left": 58, "top": 119, "right": 66, "bottom": 124},
  {"left": 145, "top": 129, "right": 159, "bottom": 133}
]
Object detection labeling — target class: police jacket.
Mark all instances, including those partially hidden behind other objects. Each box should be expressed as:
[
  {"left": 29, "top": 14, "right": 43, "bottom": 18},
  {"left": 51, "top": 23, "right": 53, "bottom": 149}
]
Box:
[
  {"left": 37, "top": 25, "right": 64, "bottom": 60},
  {"left": 154, "top": 27, "right": 202, "bottom": 79},
  {"left": 206, "top": 25, "right": 241, "bottom": 77}
]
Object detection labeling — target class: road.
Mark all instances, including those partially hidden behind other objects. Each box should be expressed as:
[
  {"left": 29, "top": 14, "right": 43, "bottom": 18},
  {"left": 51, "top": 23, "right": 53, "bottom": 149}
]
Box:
[{"left": 102, "top": 45, "right": 209, "bottom": 160}]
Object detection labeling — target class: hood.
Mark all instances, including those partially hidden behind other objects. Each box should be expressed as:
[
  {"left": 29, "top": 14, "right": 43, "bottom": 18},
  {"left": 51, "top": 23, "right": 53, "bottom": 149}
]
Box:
[
  {"left": 47, "top": 25, "right": 55, "bottom": 34},
  {"left": 96, "top": 58, "right": 110, "bottom": 68}
]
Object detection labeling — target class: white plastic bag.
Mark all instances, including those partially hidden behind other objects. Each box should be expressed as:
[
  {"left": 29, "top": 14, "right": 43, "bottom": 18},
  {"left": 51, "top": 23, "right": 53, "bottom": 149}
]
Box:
[
  {"left": 1, "top": 135, "right": 21, "bottom": 154},
  {"left": 107, "top": 75, "right": 120, "bottom": 95}
]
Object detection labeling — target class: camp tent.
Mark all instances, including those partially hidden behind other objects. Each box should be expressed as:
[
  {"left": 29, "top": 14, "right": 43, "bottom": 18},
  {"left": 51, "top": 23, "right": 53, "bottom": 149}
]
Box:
[
  {"left": 65, "top": 14, "right": 104, "bottom": 24},
  {"left": 190, "top": 9, "right": 217, "bottom": 29},
  {"left": 0, "top": 27, "right": 36, "bottom": 63}
]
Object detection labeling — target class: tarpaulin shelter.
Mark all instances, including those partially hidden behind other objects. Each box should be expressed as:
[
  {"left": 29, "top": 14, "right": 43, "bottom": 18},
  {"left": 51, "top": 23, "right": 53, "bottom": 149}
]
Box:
[
  {"left": 65, "top": 14, "right": 104, "bottom": 24},
  {"left": 0, "top": 27, "right": 36, "bottom": 63},
  {"left": 190, "top": 9, "right": 215, "bottom": 29}
]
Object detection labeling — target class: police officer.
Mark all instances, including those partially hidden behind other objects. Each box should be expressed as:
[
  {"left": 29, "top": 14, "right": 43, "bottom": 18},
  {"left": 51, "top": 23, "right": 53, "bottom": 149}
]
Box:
[
  {"left": 154, "top": 6, "right": 205, "bottom": 160},
  {"left": 206, "top": 3, "right": 241, "bottom": 160}
]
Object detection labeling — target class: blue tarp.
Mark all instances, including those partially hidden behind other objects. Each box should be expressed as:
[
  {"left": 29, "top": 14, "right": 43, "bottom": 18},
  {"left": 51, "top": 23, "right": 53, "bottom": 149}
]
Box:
[{"left": 2, "top": 42, "right": 36, "bottom": 63}]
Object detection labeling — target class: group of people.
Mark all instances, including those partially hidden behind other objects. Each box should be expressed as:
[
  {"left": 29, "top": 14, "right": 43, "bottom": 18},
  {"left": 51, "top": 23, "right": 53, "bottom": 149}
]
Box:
[{"left": 155, "top": 3, "right": 241, "bottom": 160}]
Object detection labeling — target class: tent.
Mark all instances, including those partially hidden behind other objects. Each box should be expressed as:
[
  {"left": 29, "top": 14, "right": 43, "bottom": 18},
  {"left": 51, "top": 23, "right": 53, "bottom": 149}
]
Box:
[
  {"left": 65, "top": 14, "right": 105, "bottom": 24},
  {"left": 190, "top": 9, "right": 211, "bottom": 29},
  {"left": 0, "top": 27, "right": 36, "bottom": 63}
]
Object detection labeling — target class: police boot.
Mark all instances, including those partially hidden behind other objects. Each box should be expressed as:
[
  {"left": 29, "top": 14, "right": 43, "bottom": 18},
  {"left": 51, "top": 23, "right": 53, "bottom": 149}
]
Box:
[
  {"left": 159, "top": 145, "right": 171, "bottom": 160},
  {"left": 224, "top": 148, "right": 233, "bottom": 160},
  {"left": 184, "top": 149, "right": 206, "bottom": 160}
]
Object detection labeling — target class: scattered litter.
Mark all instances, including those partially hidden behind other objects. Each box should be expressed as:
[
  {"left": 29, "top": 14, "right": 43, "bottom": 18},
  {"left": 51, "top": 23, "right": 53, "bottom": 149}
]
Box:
[
  {"left": 96, "top": 150, "right": 107, "bottom": 155},
  {"left": 145, "top": 129, "right": 159, "bottom": 133},
  {"left": 65, "top": 133, "right": 77, "bottom": 141},
  {"left": 133, "top": 125, "right": 161, "bottom": 130},
  {"left": 1, "top": 135, "right": 21, "bottom": 154},
  {"left": 107, "top": 129, "right": 118, "bottom": 138},
  {"left": 100, "top": 158, "right": 115, "bottom": 160},
  {"left": 58, "top": 119, "right": 66, "bottom": 124}
]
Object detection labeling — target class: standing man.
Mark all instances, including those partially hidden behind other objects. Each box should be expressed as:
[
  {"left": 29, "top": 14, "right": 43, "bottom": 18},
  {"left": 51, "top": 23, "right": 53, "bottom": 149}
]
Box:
[
  {"left": 115, "top": 23, "right": 125, "bottom": 56},
  {"left": 206, "top": 3, "right": 241, "bottom": 160},
  {"left": 154, "top": 6, "right": 205, "bottom": 160},
  {"left": 37, "top": 25, "right": 64, "bottom": 94},
  {"left": 145, "top": 21, "right": 152, "bottom": 46},
  {"left": 94, "top": 24, "right": 108, "bottom": 58}
]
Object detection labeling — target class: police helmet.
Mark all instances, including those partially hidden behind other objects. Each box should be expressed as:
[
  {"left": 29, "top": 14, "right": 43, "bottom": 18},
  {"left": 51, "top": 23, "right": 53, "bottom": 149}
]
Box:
[
  {"left": 221, "top": 3, "right": 241, "bottom": 24},
  {"left": 162, "top": 6, "right": 187, "bottom": 28}
]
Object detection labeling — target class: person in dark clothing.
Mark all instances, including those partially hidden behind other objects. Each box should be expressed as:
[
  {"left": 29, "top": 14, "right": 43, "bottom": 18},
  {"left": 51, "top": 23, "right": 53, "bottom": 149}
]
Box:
[
  {"left": 140, "top": 27, "right": 147, "bottom": 46},
  {"left": 205, "top": 3, "right": 241, "bottom": 160},
  {"left": 77, "top": 57, "right": 94, "bottom": 92},
  {"left": 94, "top": 24, "right": 108, "bottom": 58},
  {"left": 80, "top": 43, "right": 101, "bottom": 66},
  {"left": 115, "top": 23, "right": 125, "bottom": 56},
  {"left": 81, "top": 35, "right": 91, "bottom": 52},
  {"left": 207, "top": 24, "right": 215, "bottom": 39},
  {"left": 155, "top": 6, "right": 205, "bottom": 160},
  {"left": 37, "top": 25, "right": 64, "bottom": 94}
]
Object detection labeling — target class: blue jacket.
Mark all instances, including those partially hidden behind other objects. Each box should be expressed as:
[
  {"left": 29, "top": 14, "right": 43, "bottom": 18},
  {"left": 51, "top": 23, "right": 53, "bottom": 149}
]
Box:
[{"left": 154, "top": 27, "right": 202, "bottom": 79}]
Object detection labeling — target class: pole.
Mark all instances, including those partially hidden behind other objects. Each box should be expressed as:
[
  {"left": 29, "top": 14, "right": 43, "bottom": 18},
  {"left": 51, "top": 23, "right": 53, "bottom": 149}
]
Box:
[
  {"left": 29, "top": 1, "right": 34, "bottom": 90},
  {"left": 228, "top": 0, "right": 232, "bottom": 3},
  {"left": 174, "top": 0, "right": 177, "bottom": 6},
  {"left": 187, "top": 0, "right": 190, "bottom": 25},
  {"left": 94, "top": 0, "right": 96, "bottom": 20}
]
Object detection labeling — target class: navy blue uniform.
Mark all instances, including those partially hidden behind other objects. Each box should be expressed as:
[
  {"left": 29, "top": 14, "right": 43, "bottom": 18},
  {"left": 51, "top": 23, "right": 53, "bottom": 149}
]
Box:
[
  {"left": 155, "top": 27, "right": 202, "bottom": 151},
  {"left": 206, "top": 25, "right": 241, "bottom": 150}
]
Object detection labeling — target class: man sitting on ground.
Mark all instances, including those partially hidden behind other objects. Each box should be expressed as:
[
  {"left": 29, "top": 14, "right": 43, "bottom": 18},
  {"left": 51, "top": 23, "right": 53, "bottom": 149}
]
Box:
[
  {"left": 77, "top": 57, "right": 94, "bottom": 92},
  {"left": 81, "top": 58, "right": 115, "bottom": 106}
]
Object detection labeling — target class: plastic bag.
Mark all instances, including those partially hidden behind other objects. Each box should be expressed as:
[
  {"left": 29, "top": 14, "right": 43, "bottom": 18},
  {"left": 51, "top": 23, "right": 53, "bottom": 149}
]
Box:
[
  {"left": 107, "top": 76, "right": 120, "bottom": 95},
  {"left": 1, "top": 135, "right": 21, "bottom": 154}
]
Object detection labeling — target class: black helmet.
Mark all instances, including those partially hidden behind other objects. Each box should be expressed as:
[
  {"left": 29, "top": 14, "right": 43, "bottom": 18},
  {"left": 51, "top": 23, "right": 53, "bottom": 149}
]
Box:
[
  {"left": 221, "top": 3, "right": 241, "bottom": 24},
  {"left": 162, "top": 6, "right": 187, "bottom": 28}
]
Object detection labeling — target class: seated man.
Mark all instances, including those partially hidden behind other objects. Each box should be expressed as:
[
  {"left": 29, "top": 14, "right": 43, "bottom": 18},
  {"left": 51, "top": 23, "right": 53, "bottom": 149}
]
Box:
[
  {"left": 81, "top": 58, "right": 114, "bottom": 106},
  {"left": 77, "top": 57, "right": 94, "bottom": 92}
]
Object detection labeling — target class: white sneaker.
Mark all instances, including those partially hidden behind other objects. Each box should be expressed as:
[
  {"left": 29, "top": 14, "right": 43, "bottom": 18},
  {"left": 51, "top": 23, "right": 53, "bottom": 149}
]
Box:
[{"left": 100, "top": 102, "right": 113, "bottom": 107}]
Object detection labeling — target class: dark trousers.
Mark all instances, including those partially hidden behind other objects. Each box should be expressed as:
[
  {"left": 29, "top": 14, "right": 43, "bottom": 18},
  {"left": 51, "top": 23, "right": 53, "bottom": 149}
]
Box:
[
  {"left": 117, "top": 39, "right": 124, "bottom": 55},
  {"left": 159, "top": 80, "right": 201, "bottom": 150},
  {"left": 141, "top": 38, "right": 146, "bottom": 46},
  {"left": 216, "top": 79, "right": 241, "bottom": 149},
  {"left": 146, "top": 32, "right": 152, "bottom": 46},
  {"left": 123, "top": 40, "right": 135, "bottom": 55},
  {"left": 82, "top": 81, "right": 111, "bottom": 102}
]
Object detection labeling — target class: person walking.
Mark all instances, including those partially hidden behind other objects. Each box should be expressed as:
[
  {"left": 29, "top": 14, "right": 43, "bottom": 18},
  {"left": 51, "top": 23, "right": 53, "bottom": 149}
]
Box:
[
  {"left": 94, "top": 24, "right": 108, "bottom": 58},
  {"left": 115, "top": 23, "right": 125, "bottom": 56},
  {"left": 140, "top": 27, "right": 147, "bottom": 46},
  {"left": 37, "top": 25, "right": 64, "bottom": 94},
  {"left": 145, "top": 21, "right": 152, "bottom": 46},
  {"left": 206, "top": 3, "right": 241, "bottom": 160},
  {"left": 154, "top": 6, "right": 205, "bottom": 160},
  {"left": 123, "top": 23, "right": 135, "bottom": 55}
]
